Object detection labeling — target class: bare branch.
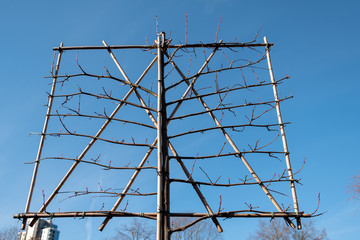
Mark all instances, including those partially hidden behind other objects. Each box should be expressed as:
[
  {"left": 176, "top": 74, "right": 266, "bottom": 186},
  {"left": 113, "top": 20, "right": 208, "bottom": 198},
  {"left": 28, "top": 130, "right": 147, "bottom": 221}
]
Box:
[
  {"left": 50, "top": 113, "right": 157, "bottom": 130},
  {"left": 168, "top": 151, "right": 286, "bottom": 160},
  {"left": 170, "top": 177, "right": 299, "bottom": 187},
  {"left": 168, "top": 123, "right": 289, "bottom": 139},
  {"left": 30, "top": 132, "right": 156, "bottom": 148},
  {"left": 199, "top": 167, "right": 213, "bottom": 184},
  {"left": 171, "top": 216, "right": 209, "bottom": 233},
  {"left": 170, "top": 96, "right": 292, "bottom": 121},
  {"left": 215, "top": 16, "right": 223, "bottom": 43}
]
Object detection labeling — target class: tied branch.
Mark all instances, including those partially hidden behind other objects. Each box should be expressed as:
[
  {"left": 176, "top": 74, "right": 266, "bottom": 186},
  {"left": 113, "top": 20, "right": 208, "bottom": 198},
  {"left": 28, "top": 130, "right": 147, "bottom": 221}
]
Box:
[
  {"left": 50, "top": 112, "right": 156, "bottom": 130},
  {"left": 50, "top": 54, "right": 157, "bottom": 97},
  {"left": 58, "top": 188, "right": 156, "bottom": 202},
  {"left": 166, "top": 53, "right": 266, "bottom": 91},
  {"left": 170, "top": 159, "right": 305, "bottom": 188},
  {"left": 53, "top": 88, "right": 156, "bottom": 113},
  {"left": 29, "top": 131, "right": 156, "bottom": 148},
  {"left": 166, "top": 77, "right": 289, "bottom": 107},
  {"left": 168, "top": 122, "right": 289, "bottom": 139},
  {"left": 25, "top": 156, "right": 157, "bottom": 171},
  {"left": 170, "top": 95, "right": 292, "bottom": 121}
]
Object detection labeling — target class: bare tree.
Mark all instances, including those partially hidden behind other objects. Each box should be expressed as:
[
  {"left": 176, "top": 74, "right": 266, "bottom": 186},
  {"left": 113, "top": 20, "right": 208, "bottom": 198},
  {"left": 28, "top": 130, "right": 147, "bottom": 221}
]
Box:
[
  {"left": 348, "top": 171, "right": 360, "bottom": 201},
  {"left": 0, "top": 225, "right": 19, "bottom": 240},
  {"left": 171, "top": 217, "right": 223, "bottom": 240},
  {"left": 248, "top": 219, "right": 328, "bottom": 240},
  {"left": 106, "top": 217, "right": 222, "bottom": 240},
  {"left": 105, "top": 218, "right": 154, "bottom": 240},
  {"left": 248, "top": 219, "right": 290, "bottom": 240}
]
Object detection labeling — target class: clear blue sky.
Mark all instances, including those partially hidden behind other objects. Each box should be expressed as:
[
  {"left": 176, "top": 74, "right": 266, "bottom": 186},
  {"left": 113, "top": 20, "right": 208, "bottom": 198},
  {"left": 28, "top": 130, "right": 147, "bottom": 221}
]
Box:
[{"left": 1, "top": 0, "right": 359, "bottom": 239}]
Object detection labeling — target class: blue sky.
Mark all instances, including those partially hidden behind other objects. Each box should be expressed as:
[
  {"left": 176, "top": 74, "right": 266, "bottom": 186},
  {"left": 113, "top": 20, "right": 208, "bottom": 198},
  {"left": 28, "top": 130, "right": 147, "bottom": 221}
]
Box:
[{"left": 0, "top": 0, "right": 359, "bottom": 239}]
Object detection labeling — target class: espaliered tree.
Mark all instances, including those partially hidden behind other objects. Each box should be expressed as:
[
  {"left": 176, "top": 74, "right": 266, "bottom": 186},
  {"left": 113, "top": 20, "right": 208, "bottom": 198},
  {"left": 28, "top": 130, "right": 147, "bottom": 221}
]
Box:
[
  {"left": 15, "top": 25, "right": 314, "bottom": 240},
  {"left": 248, "top": 219, "right": 328, "bottom": 240}
]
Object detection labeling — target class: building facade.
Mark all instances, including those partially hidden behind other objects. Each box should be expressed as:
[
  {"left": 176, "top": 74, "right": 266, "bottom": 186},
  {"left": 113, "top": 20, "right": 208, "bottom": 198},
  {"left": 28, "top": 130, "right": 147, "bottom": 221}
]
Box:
[{"left": 18, "top": 219, "right": 59, "bottom": 240}]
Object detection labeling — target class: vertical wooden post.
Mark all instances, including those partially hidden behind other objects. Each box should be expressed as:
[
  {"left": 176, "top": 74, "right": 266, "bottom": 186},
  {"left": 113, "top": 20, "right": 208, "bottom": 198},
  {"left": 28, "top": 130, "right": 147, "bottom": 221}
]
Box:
[
  {"left": 264, "top": 36, "right": 301, "bottom": 229},
  {"left": 157, "top": 32, "right": 170, "bottom": 240},
  {"left": 22, "top": 43, "right": 63, "bottom": 229}
]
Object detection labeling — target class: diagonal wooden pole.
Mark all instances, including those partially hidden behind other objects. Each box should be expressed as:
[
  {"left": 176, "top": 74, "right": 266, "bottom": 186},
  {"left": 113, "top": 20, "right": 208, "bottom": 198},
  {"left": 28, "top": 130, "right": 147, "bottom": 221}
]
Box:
[
  {"left": 167, "top": 40, "right": 223, "bottom": 120},
  {"left": 23, "top": 43, "right": 63, "bottom": 229},
  {"left": 167, "top": 141, "right": 223, "bottom": 233},
  {"left": 165, "top": 52, "right": 296, "bottom": 228},
  {"left": 98, "top": 139, "right": 158, "bottom": 231},
  {"left": 29, "top": 54, "right": 158, "bottom": 227},
  {"left": 105, "top": 35, "right": 170, "bottom": 239},
  {"left": 99, "top": 38, "right": 224, "bottom": 233},
  {"left": 102, "top": 40, "right": 158, "bottom": 128},
  {"left": 264, "top": 36, "right": 301, "bottom": 229}
]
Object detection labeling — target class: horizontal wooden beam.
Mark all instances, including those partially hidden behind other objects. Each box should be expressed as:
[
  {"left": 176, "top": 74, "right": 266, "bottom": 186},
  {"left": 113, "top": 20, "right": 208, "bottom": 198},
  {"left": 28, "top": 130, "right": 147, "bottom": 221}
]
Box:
[
  {"left": 53, "top": 42, "right": 274, "bottom": 51},
  {"left": 14, "top": 211, "right": 311, "bottom": 219}
]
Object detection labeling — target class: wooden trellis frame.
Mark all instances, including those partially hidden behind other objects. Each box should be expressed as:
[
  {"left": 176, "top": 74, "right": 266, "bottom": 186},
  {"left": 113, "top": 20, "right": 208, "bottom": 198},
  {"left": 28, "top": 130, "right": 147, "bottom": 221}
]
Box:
[{"left": 15, "top": 32, "right": 312, "bottom": 240}]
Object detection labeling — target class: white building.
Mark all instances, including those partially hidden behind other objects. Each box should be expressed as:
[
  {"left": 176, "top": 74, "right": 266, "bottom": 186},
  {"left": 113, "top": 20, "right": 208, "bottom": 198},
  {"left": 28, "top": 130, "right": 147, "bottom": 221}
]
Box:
[{"left": 18, "top": 219, "right": 59, "bottom": 240}]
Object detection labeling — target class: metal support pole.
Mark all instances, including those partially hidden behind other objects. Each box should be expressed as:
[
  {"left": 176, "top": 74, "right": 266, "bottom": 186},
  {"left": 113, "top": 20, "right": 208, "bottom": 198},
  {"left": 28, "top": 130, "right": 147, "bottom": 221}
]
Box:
[
  {"left": 156, "top": 32, "right": 170, "bottom": 240},
  {"left": 264, "top": 36, "right": 301, "bottom": 229}
]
